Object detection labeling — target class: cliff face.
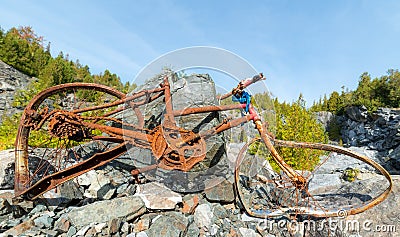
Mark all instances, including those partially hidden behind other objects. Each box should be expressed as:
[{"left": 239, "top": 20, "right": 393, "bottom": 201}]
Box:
[
  {"left": 317, "top": 106, "right": 400, "bottom": 174},
  {"left": 0, "top": 60, "right": 35, "bottom": 123}
]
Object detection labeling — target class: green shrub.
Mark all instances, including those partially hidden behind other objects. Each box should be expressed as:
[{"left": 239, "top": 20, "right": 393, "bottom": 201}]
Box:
[
  {"left": 0, "top": 112, "right": 21, "bottom": 150},
  {"left": 249, "top": 95, "right": 328, "bottom": 172},
  {"left": 342, "top": 168, "right": 360, "bottom": 182}
]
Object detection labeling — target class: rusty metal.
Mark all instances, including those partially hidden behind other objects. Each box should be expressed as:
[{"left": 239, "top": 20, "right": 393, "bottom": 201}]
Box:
[
  {"left": 18, "top": 142, "right": 134, "bottom": 199},
  {"left": 13, "top": 74, "right": 392, "bottom": 219},
  {"left": 217, "top": 72, "right": 265, "bottom": 100},
  {"left": 48, "top": 111, "right": 87, "bottom": 140},
  {"left": 150, "top": 123, "right": 206, "bottom": 171}
]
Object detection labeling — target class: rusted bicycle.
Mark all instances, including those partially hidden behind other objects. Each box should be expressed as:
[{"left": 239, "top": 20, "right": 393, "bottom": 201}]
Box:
[{"left": 13, "top": 73, "right": 392, "bottom": 219}]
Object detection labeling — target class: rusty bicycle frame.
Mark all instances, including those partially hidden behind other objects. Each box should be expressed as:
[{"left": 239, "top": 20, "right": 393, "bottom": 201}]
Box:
[{"left": 13, "top": 75, "right": 393, "bottom": 218}]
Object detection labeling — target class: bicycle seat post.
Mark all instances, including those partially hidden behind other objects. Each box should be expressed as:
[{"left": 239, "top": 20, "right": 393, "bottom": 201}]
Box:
[{"left": 162, "top": 76, "right": 176, "bottom": 126}]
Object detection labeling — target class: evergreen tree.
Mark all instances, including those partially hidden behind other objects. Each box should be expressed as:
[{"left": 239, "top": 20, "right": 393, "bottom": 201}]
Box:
[{"left": 0, "top": 26, "right": 51, "bottom": 76}]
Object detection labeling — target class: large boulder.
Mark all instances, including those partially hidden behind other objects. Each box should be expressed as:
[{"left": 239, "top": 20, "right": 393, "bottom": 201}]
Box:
[
  {"left": 345, "top": 105, "right": 369, "bottom": 123},
  {"left": 117, "top": 71, "right": 231, "bottom": 193},
  {"left": 0, "top": 149, "right": 15, "bottom": 190},
  {"left": 314, "top": 111, "right": 335, "bottom": 131}
]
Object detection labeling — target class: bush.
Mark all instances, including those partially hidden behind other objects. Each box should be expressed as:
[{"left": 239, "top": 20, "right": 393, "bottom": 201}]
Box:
[
  {"left": 249, "top": 95, "right": 328, "bottom": 172},
  {"left": 0, "top": 112, "right": 21, "bottom": 150},
  {"left": 342, "top": 168, "right": 360, "bottom": 182}
]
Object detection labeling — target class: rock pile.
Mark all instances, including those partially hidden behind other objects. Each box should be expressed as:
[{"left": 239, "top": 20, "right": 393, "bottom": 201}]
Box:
[
  {"left": 317, "top": 106, "right": 400, "bottom": 173},
  {"left": 1, "top": 147, "right": 399, "bottom": 237}
]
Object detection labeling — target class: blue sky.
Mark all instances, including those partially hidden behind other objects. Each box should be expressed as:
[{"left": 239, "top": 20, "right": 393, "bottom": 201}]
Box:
[{"left": 1, "top": 0, "right": 399, "bottom": 106}]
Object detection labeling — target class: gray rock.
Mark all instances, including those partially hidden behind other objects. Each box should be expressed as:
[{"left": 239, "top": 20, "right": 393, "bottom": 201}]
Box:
[
  {"left": 66, "top": 226, "right": 77, "bottom": 237},
  {"left": 316, "top": 146, "right": 379, "bottom": 174},
  {"left": 194, "top": 203, "right": 214, "bottom": 228},
  {"left": 116, "top": 183, "right": 129, "bottom": 194},
  {"left": 76, "top": 225, "right": 91, "bottom": 236},
  {"left": 29, "top": 204, "right": 48, "bottom": 215},
  {"left": 346, "top": 105, "right": 369, "bottom": 123},
  {"left": 204, "top": 177, "right": 235, "bottom": 203},
  {"left": 338, "top": 107, "right": 400, "bottom": 166},
  {"left": 388, "top": 145, "right": 400, "bottom": 170},
  {"left": 0, "top": 60, "right": 34, "bottom": 124},
  {"left": 186, "top": 220, "right": 201, "bottom": 237},
  {"left": 314, "top": 111, "right": 335, "bottom": 130},
  {"left": 67, "top": 196, "right": 146, "bottom": 227},
  {"left": 119, "top": 72, "right": 230, "bottom": 193},
  {"left": 239, "top": 227, "right": 257, "bottom": 237},
  {"left": 53, "top": 216, "right": 70, "bottom": 233},
  {"left": 0, "top": 149, "right": 15, "bottom": 189},
  {"left": 209, "top": 224, "right": 220, "bottom": 235},
  {"left": 341, "top": 175, "right": 400, "bottom": 237},
  {"left": 226, "top": 143, "right": 246, "bottom": 170},
  {"left": 40, "top": 229, "right": 58, "bottom": 237},
  {"left": 120, "top": 221, "right": 131, "bottom": 233},
  {"left": 76, "top": 169, "right": 97, "bottom": 187},
  {"left": 307, "top": 173, "right": 343, "bottom": 193},
  {"left": 33, "top": 214, "right": 54, "bottom": 228},
  {"left": 136, "top": 232, "right": 149, "bottom": 237},
  {"left": 146, "top": 212, "right": 189, "bottom": 237},
  {"left": 84, "top": 171, "right": 111, "bottom": 199},
  {"left": 14, "top": 200, "right": 34, "bottom": 216},
  {"left": 97, "top": 183, "right": 116, "bottom": 200},
  {"left": 59, "top": 180, "right": 84, "bottom": 200},
  {"left": 134, "top": 182, "right": 182, "bottom": 210},
  {"left": 211, "top": 203, "right": 229, "bottom": 220},
  {"left": 0, "top": 197, "right": 12, "bottom": 216}
]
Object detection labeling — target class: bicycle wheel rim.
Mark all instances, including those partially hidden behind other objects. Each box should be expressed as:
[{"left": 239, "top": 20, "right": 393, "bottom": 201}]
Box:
[
  {"left": 234, "top": 138, "right": 393, "bottom": 218},
  {"left": 14, "top": 83, "right": 127, "bottom": 196}
]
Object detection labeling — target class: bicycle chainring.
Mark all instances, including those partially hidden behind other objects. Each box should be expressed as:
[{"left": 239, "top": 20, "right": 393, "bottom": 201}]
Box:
[{"left": 150, "top": 122, "right": 206, "bottom": 172}]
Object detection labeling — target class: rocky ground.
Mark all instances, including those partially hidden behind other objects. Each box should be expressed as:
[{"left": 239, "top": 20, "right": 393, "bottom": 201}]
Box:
[{"left": 0, "top": 146, "right": 399, "bottom": 237}]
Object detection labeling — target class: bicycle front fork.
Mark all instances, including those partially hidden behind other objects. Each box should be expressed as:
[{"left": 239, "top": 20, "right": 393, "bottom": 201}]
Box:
[{"left": 251, "top": 110, "right": 306, "bottom": 187}]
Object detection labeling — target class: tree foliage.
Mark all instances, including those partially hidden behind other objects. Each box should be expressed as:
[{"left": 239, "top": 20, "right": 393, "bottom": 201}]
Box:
[
  {"left": 0, "top": 26, "right": 51, "bottom": 76},
  {"left": 311, "top": 70, "right": 400, "bottom": 114},
  {"left": 0, "top": 113, "right": 20, "bottom": 150},
  {"left": 274, "top": 96, "right": 328, "bottom": 170}
]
